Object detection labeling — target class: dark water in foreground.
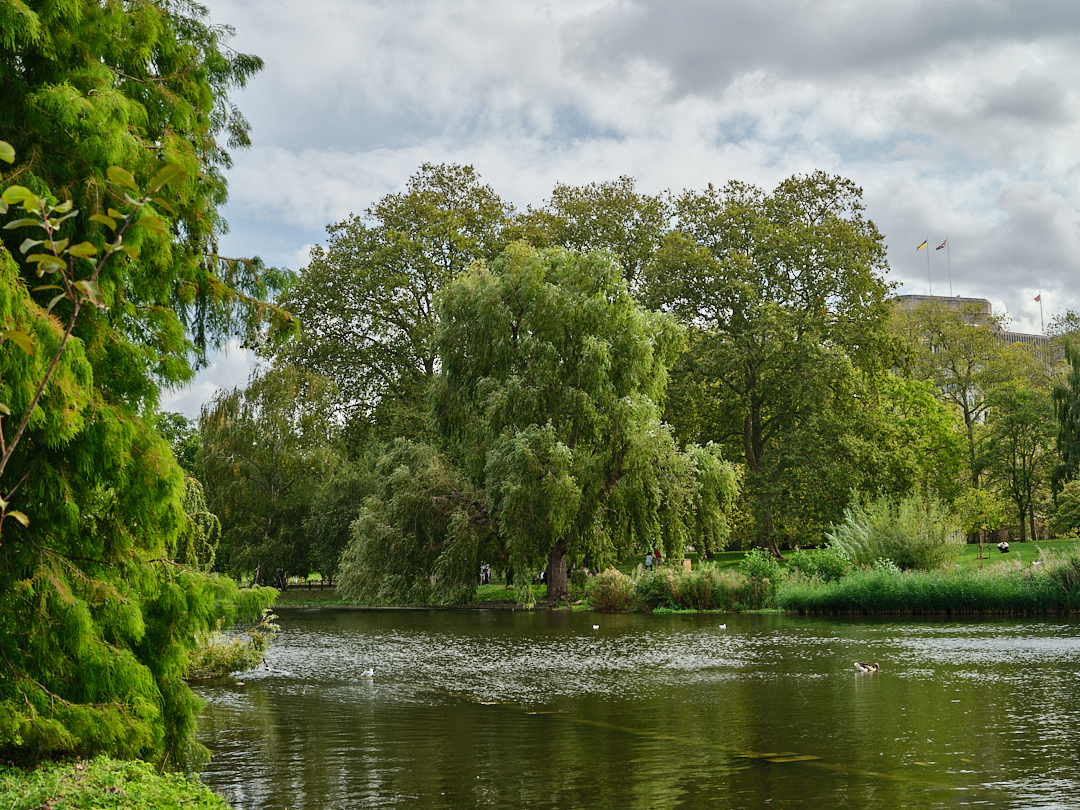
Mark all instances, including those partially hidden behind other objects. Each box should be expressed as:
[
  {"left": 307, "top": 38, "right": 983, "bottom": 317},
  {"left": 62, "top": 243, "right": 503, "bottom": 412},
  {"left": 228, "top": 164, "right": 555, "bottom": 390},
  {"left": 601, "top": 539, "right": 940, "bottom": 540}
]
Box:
[{"left": 193, "top": 609, "right": 1080, "bottom": 809}]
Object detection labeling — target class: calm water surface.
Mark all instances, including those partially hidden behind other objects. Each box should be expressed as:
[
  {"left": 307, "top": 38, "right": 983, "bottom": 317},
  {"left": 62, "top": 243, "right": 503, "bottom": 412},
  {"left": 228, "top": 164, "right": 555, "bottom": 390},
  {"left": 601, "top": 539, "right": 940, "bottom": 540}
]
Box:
[{"left": 193, "top": 609, "right": 1080, "bottom": 809}]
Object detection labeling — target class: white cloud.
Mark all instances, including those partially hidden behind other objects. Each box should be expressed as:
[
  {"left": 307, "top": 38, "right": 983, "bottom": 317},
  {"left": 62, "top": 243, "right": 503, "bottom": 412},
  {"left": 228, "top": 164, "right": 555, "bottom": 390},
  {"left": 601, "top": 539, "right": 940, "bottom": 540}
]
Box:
[
  {"left": 159, "top": 340, "right": 261, "bottom": 420},
  {"left": 194, "top": 0, "right": 1080, "bottom": 398}
]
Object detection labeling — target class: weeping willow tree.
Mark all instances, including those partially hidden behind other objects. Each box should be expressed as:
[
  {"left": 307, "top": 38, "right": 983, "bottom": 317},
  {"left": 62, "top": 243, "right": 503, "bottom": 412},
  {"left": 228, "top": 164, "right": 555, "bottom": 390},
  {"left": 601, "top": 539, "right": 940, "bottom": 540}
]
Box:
[{"left": 339, "top": 244, "right": 739, "bottom": 605}]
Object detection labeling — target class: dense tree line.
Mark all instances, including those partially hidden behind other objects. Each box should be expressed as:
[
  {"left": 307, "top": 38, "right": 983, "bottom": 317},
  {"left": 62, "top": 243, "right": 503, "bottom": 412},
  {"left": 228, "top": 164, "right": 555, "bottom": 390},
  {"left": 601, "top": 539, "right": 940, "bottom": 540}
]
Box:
[{"left": 187, "top": 159, "right": 1080, "bottom": 604}]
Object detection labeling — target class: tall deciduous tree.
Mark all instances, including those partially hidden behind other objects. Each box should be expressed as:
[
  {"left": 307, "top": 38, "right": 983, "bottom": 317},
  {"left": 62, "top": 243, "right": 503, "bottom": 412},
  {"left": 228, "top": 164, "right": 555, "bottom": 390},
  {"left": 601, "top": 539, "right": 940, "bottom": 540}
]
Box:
[
  {"left": 513, "top": 177, "right": 670, "bottom": 287},
  {"left": 274, "top": 164, "right": 513, "bottom": 440},
  {"left": 1052, "top": 339, "right": 1080, "bottom": 492},
  {"left": 982, "top": 381, "right": 1055, "bottom": 542},
  {"left": 892, "top": 299, "right": 1038, "bottom": 488},
  {"left": 644, "top": 173, "right": 896, "bottom": 555},
  {"left": 200, "top": 367, "right": 338, "bottom": 586}
]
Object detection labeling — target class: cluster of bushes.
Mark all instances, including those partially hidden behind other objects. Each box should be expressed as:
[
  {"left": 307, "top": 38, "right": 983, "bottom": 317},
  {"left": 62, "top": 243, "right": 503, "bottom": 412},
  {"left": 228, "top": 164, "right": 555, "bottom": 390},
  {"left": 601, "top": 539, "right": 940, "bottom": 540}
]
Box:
[{"left": 589, "top": 551, "right": 779, "bottom": 612}]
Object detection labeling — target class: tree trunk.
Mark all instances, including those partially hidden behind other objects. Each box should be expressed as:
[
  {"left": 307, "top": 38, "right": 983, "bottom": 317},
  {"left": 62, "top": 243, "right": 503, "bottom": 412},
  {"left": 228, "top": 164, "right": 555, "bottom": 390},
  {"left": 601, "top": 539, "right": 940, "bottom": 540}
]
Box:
[
  {"left": 1030, "top": 513, "right": 1037, "bottom": 543},
  {"left": 545, "top": 540, "right": 568, "bottom": 603},
  {"left": 1018, "top": 508, "right": 1028, "bottom": 542}
]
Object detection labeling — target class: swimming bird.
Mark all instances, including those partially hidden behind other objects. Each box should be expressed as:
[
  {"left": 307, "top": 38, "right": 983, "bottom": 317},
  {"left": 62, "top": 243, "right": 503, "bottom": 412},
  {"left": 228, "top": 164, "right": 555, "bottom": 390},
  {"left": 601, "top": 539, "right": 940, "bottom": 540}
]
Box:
[
  {"left": 235, "top": 680, "right": 245, "bottom": 686},
  {"left": 361, "top": 668, "right": 374, "bottom": 678},
  {"left": 718, "top": 624, "right": 727, "bottom": 629},
  {"left": 592, "top": 625, "right": 600, "bottom": 630},
  {"left": 853, "top": 662, "right": 880, "bottom": 673}
]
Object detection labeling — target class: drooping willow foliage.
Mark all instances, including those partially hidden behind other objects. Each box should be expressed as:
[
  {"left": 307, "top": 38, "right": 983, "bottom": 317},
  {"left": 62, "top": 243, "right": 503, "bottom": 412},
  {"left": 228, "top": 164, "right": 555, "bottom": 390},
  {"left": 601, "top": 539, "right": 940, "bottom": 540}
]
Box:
[{"left": 338, "top": 245, "right": 741, "bottom": 606}]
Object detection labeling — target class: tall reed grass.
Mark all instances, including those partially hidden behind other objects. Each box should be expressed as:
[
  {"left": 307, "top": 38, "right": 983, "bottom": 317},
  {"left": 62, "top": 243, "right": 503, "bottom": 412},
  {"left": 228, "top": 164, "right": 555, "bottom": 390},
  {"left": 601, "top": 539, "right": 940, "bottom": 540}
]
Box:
[{"left": 778, "top": 550, "right": 1080, "bottom": 615}]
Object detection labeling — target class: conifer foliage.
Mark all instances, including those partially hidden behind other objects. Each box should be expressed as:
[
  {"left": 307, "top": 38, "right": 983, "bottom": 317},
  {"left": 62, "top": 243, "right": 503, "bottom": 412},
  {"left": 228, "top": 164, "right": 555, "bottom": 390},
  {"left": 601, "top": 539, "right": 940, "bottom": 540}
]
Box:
[{"left": 0, "top": 0, "right": 280, "bottom": 765}]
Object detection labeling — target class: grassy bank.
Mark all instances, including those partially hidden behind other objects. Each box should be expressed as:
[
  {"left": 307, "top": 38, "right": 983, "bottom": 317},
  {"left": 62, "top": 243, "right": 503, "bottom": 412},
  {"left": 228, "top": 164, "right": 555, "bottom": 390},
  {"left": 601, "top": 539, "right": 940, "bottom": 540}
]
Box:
[{"left": 0, "top": 756, "right": 231, "bottom": 809}]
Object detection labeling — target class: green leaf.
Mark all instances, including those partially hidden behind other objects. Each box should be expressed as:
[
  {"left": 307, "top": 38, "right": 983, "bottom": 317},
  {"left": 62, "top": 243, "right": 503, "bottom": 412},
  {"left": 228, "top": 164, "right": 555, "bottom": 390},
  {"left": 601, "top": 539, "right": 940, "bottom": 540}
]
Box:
[
  {"left": 139, "top": 216, "right": 169, "bottom": 236},
  {"left": 107, "top": 208, "right": 124, "bottom": 220},
  {"left": 27, "top": 254, "right": 66, "bottom": 273},
  {"left": 0, "top": 403, "right": 10, "bottom": 416},
  {"left": 51, "top": 238, "right": 69, "bottom": 254},
  {"left": 106, "top": 166, "right": 138, "bottom": 192},
  {"left": 89, "top": 214, "right": 117, "bottom": 230},
  {"left": 148, "top": 163, "right": 188, "bottom": 193},
  {"left": 75, "top": 279, "right": 105, "bottom": 308},
  {"left": 53, "top": 200, "right": 73, "bottom": 214},
  {"left": 19, "top": 238, "right": 43, "bottom": 254},
  {"left": 7, "top": 510, "right": 29, "bottom": 528},
  {"left": 0, "top": 200, "right": 7, "bottom": 215},
  {"left": 32, "top": 284, "right": 63, "bottom": 292},
  {"left": 46, "top": 292, "right": 67, "bottom": 312},
  {"left": 0, "top": 140, "right": 13, "bottom": 164},
  {"left": 1, "top": 330, "right": 34, "bottom": 355},
  {"left": 67, "top": 241, "right": 98, "bottom": 258},
  {"left": 120, "top": 245, "right": 140, "bottom": 260},
  {"left": 3, "top": 218, "right": 39, "bottom": 230},
  {"left": 49, "top": 211, "right": 78, "bottom": 227},
  {"left": 2, "top": 186, "right": 36, "bottom": 205},
  {"left": 152, "top": 197, "right": 177, "bottom": 215}
]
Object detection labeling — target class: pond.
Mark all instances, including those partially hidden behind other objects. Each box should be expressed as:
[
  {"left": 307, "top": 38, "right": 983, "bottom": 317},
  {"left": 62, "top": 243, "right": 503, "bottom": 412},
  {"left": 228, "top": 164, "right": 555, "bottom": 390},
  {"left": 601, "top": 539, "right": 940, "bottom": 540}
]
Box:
[{"left": 193, "top": 608, "right": 1080, "bottom": 809}]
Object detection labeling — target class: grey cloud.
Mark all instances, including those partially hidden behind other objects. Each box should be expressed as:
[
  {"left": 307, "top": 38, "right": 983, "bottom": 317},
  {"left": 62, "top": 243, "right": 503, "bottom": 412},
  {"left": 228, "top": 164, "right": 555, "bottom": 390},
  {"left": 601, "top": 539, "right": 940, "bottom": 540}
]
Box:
[
  {"left": 978, "top": 75, "right": 1069, "bottom": 124},
  {"left": 563, "top": 0, "right": 1080, "bottom": 95}
]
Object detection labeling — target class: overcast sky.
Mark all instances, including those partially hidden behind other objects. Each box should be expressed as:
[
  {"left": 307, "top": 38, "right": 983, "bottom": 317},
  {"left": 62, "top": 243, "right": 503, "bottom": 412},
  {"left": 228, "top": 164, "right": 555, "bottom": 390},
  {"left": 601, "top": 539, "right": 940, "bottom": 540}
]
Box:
[{"left": 164, "top": 0, "right": 1080, "bottom": 416}]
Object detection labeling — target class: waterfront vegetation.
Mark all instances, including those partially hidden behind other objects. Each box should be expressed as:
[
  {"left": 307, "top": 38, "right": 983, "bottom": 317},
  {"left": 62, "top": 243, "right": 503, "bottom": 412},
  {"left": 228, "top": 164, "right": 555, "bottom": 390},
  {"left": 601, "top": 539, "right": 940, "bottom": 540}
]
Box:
[
  {"left": 8, "top": 3, "right": 1080, "bottom": 806},
  {"left": 0, "top": 756, "right": 230, "bottom": 810}
]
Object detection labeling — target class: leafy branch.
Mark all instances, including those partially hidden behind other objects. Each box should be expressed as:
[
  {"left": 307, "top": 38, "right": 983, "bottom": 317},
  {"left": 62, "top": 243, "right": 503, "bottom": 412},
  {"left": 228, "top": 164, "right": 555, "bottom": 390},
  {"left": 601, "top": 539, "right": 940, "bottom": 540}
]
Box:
[{"left": 0, "top": 139, "right": 187, "bottom": 533}]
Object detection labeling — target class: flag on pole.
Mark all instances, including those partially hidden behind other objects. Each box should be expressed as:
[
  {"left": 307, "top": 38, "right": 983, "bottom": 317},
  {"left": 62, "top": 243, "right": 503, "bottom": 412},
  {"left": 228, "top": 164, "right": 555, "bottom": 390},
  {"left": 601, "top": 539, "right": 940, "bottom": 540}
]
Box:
[
  {"left": 1035, "top": 294, "right": 1041, "bottom": 302},
  {"left": 917, "top": 240, "right": 927, "bottom": 250},
  {"left": 936, "top": 239, "right": 947, "bottom": 250}
]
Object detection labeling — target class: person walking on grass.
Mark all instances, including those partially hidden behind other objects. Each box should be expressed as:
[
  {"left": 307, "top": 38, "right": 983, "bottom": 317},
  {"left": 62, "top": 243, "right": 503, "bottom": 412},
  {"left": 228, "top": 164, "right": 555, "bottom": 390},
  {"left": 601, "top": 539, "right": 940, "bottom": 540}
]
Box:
[{"left": 645, "top": 551, "right": 653, "bottom": 571}]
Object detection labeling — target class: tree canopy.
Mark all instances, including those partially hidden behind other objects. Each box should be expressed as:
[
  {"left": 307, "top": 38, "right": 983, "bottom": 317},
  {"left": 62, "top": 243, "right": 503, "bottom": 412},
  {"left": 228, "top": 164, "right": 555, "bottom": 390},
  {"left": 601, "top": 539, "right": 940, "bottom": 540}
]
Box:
[
  {"left": 644, "top": 172, "right": 897, "bottom": 553},
  {"left": 339, "top": 243, "right": 739, "bottom": 605},
  {"left": 200, "top": 366, "right": 339, "bottom": 586},
  {"left": 274, "top": 164, "right": 513, "bottom": 440}
]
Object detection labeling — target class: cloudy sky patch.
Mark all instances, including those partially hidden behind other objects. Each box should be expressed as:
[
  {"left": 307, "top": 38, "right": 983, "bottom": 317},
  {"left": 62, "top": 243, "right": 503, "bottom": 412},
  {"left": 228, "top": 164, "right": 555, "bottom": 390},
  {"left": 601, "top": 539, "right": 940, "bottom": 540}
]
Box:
[{"left": 164, "top": 0, "right": 1080, "bottom": 415}]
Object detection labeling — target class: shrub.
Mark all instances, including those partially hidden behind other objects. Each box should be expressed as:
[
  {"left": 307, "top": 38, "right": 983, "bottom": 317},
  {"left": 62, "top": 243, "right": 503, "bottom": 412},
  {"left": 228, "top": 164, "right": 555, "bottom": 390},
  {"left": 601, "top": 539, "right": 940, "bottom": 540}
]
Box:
[
  {"left": 589, "top": 568, "right": 635, "bottom": 612},
  {"left": 1050, "top": 481, "right": 1080, "bottom": 537},
  {"left": 622, "top": 565, "right": 748, "bottom": 612},
  {"left": 186, "top": 609, "right": 279, "bottom": 680},
  {"left": 785, "top": 546, "right": 849, "bottom": 583},
  {"left": 827, "top": 492, "right": 963, "bottom": 571},
  {"left": 634, "top": 569, "right": 679, "bottom": 610},
  {"left": 737, "top": 547, "right": 779, "bottom": 608}
]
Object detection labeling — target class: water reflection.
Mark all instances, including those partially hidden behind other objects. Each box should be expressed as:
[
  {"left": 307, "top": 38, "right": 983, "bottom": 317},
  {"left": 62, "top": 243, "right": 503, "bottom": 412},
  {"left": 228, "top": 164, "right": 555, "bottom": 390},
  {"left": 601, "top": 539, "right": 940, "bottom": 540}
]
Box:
[{"left": 193, "top": 610, "right": 1080, "bottom": 809}]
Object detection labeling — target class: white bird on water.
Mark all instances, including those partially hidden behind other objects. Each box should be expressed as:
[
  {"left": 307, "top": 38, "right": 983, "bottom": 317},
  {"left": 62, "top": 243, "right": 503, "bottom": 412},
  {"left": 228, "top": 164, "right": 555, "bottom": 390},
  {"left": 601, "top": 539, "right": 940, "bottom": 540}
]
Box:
[
  {"left": 592, "top": 625, "right": 600, "bottom": 630},
  {"left": 718, "top": 624, "right": 727, "bottom": 629},
  {"left": 361, "top": 668, "right": 374, "bottom": 678}
]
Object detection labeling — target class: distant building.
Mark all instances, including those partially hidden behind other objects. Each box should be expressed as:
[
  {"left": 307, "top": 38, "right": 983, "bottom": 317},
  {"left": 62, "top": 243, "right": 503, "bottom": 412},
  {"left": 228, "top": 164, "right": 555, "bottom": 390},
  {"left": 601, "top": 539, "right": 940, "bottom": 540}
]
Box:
[{"left": 895, "top": 294, "right": 1057, "bottom": 366}]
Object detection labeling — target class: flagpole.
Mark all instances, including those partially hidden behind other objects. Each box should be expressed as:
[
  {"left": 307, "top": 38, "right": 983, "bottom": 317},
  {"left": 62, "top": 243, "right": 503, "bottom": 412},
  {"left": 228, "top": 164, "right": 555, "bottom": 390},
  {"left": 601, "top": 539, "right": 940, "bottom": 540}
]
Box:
[
  {"left": 946, "top": 238, "right": 953, "bottom": 297},
  {"left": 926, "top": 238, "right": 931, "bottom": 295}
]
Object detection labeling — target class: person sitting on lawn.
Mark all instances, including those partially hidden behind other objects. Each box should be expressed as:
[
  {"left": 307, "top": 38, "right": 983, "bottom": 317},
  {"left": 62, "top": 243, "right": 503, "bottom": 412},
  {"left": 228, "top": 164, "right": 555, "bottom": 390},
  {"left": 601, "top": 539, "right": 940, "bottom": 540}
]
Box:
[{"left": 998, "top": 540, "right": 1010, "bottom": 553}]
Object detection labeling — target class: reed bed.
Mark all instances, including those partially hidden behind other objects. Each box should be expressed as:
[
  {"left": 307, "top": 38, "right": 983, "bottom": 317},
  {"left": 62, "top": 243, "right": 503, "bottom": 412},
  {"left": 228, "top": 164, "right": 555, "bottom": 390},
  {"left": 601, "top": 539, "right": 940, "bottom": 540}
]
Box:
[{"left": 777, "top": 555, "right": 1080, "bottom": 615}]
